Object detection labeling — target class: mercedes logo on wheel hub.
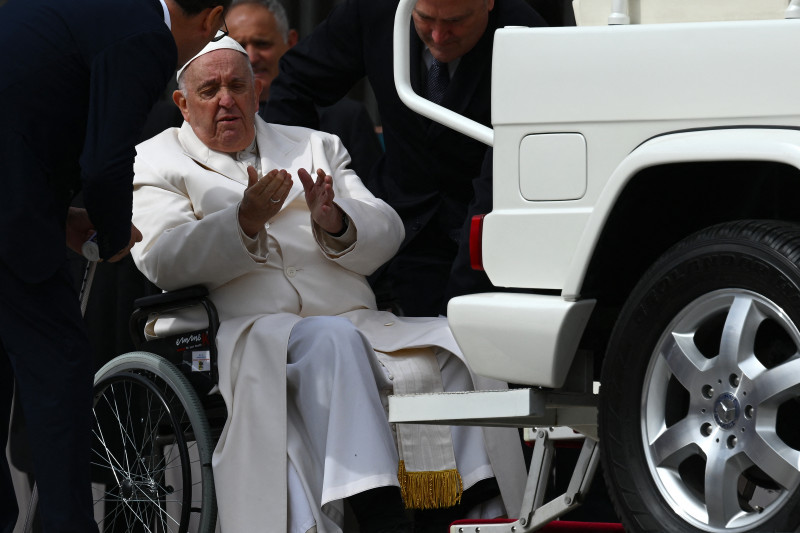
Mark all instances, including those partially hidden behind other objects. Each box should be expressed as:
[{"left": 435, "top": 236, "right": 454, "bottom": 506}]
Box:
[{"left": 714, "top": 392, "right": 740, "bottom": 430}]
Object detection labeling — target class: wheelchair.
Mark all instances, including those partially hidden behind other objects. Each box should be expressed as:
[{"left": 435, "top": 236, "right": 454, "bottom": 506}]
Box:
[{"left": 91, "top": 285, "right": 224, "bottom": 533}]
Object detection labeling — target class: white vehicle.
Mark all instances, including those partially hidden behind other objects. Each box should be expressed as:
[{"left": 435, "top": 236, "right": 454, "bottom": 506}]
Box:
[{"left": 389, "top": 1, "right": 800, "bottom": 532}]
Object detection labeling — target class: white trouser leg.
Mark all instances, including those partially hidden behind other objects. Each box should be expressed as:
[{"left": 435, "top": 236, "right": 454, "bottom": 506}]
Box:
[{"left": 286, "top": 316, "right": 399, "bottom": 532}]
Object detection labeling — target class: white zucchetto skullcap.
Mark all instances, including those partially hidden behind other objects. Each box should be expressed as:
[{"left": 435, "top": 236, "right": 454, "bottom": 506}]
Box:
[{"left": 176, "top": 35, "right": 248, "bottom": 82}]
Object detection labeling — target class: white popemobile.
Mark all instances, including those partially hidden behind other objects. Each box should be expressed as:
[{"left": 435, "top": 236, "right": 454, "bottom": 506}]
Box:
[{"left": 388, "top": 1, "right": 800, "bottom": 532}]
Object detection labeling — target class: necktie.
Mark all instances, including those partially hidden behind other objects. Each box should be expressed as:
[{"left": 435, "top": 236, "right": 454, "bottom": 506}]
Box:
[{"left": 425, "top": 58, "right": 449, "bottom": 105}]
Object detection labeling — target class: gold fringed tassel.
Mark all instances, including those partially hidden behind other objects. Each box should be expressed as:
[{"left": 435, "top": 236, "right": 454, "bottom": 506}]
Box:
[{"left": 397, "top": 460, "right": 463, "bottom": 510}]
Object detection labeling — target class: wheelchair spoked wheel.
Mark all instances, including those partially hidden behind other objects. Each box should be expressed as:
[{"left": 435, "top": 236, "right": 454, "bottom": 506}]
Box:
[{"left": 91, "top": 351, "right": 217, "bottom": 533}]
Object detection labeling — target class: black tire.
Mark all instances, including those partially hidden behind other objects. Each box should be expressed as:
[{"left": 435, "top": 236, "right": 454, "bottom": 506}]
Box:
[
  {"left": 91, "top": 352, "right": 217, "bottom": 533},
  {"left": 599, "top": 220, "right": 800, "bottom": 533}
]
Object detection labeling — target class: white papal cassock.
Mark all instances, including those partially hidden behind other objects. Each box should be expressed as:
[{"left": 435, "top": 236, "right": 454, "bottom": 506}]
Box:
[{"left": 130, "top": 116, "right": 526, "bottom": 532}]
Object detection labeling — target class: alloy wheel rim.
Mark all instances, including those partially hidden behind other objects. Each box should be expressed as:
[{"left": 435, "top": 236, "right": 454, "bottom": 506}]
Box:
[{"left": 641, "top": 288, "right": 800, "bottom": 531}]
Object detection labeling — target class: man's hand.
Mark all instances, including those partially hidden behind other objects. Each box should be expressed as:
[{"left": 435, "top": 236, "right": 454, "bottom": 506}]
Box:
[
  {"left": 107, "top": 225, "right": 143, "bottom": 263},
  {"left": 298, "top": 168, "right": 343, "bottom": 234},
  {"left": 65, "top": 207, "right": 95, "bottom": 255},
  {"left": 66, "top": 207, "right": 142, "bottom": 261},
  {"left": 238, "top": 166, "right": 293, "bottom": 238}
]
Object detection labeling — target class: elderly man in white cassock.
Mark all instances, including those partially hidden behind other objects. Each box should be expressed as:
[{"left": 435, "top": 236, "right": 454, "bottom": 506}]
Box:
[{"left": 130, "top": 36, "right": 526, "bottom": 533}]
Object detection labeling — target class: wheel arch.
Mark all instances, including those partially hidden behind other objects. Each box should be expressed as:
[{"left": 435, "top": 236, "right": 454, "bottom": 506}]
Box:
[{"left": 567, "top": 128, "right": 800, "bottom": 363}]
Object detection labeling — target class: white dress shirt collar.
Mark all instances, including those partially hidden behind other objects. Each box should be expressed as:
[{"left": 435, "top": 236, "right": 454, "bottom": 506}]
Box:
[
  {"left": 234, "top": 133, "right": 261, "bottom": 175},
  {"left": 159, "top": 0, "right": 171, "bottom": 29}
]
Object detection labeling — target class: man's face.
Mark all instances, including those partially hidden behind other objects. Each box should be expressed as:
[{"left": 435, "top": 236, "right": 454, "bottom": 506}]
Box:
[
  {"left": 227, "top": 3, "right": 297, "bottom": 103},
  {"left": 174, "top": 50, "right": 263, "bottom": 153},
  {"left": 412, "top": 0, "right": 494, "bottom": 64}
]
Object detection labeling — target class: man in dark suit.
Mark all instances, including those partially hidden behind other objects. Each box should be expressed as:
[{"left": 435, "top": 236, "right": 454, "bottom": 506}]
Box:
[
  {"left": 265, "top": 0, "right": 547, "bottom": 317},
  {"left": 0, "top": 0, "right": 228, "bottom": 530},
  {"left": 227, "top": 0, "right": 383, "bottom": 181}
]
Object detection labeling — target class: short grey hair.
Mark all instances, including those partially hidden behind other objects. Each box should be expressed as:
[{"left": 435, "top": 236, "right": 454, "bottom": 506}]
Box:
[{"left": 230, "top": 0, "right": 292, "bottom": 43}]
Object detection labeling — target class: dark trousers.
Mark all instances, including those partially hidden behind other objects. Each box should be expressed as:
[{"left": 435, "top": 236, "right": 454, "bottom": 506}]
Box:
[
  {"left": 379, "top": 219, "right": 458, "bottom": 317},
  {"left": 0, "top": 259, "right": 98, "bottom": 533},
  {"left": 382, "top": 150, "right": 500, "bottom": 318}
]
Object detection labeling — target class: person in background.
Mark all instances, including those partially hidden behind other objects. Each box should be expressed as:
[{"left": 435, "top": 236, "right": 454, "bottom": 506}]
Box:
[
  {"left": 228, "top": 0, "right": 383, "bottom": 181},
  {"left": 265, "top": 0, "right": 547, "bottom": 317},
  {"left": 0, "top": 0, "right": 228, "bottom": 530}
]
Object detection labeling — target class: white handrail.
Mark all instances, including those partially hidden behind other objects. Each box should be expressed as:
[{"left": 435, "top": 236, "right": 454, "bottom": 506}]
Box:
[
  {"left": 787, "top": 0, "right": 800, "bottom": 18},
  {"left": 608, "top": 0, "right": 630, "bottom": 24},
  {"left": 392, "top": 0, "right": 494, "bottom": 146}
]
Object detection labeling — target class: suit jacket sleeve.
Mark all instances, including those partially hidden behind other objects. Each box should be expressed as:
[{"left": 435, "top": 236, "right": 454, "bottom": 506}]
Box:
[
  {"left": 264, "top": 0, "right": 368, "bottom": 129},
  {"left": 317, "top": 98, "right": 382, "bottom": 184},
  {"left": 81, "top": 30, "right": 176, "bottom": 260}
]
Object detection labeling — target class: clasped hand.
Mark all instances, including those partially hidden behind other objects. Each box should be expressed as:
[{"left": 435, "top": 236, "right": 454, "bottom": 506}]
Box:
[
  {"left": 65, "top": 207, "right": 141, "bottom": 262},
  {"left": 238, "top": 166, "right": 343, "bottom": 238}
]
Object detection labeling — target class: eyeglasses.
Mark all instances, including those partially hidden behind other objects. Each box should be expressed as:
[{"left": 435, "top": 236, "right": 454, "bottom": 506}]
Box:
[{"left": 211, "top": 19, "right": 229, "bottom": 42}]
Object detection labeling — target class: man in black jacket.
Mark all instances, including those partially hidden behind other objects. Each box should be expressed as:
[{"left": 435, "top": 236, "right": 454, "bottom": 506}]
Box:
[
  {"left": 0, "top": 0, "right": 227, "bottom": 530},
  {"left": 266, "top": 0, "right": 547, "bottom": 317}
]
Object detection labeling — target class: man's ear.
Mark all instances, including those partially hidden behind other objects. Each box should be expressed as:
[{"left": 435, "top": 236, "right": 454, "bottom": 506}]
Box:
[
  {"left": 173, "top": 89, "right": 190, "bottom": 122},
  {"left": 287, "top": 29, "right": 299, "bottom": 48},
  {"left": 253, "top": 78, "right": 264, "bottom": 106},
  {"left": 201, "top": 5, "right": 225, "bottom": 39}
]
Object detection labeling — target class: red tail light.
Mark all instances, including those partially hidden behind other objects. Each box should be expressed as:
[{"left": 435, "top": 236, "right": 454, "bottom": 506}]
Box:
[{"left": 469, "top": 214, "right": 485, "bottom": 271}]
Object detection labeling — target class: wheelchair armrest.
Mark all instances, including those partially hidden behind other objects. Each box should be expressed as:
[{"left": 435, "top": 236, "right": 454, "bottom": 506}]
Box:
[
  {"left": 129, "top": 285, "right": 220, "bottom": 353},
  {"left": 133, "top": 285, "right": 210, "bottom": 309},
  {"left": 129, "top": 285, "right": 221, "bottom": 389}
]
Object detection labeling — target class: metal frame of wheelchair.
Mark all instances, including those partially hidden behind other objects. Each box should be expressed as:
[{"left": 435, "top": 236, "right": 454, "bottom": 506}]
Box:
[{"left": 91, "top": 286, "right": 223, "bottom": 533}]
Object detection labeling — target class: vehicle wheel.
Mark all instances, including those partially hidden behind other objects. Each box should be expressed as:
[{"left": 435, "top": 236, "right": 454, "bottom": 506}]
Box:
[
  {"left": 91, "top": 351, "right": 217, "bottom": 533},
  {"left": 600, "top": 220, "right": 800, "bottom": 532}
]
